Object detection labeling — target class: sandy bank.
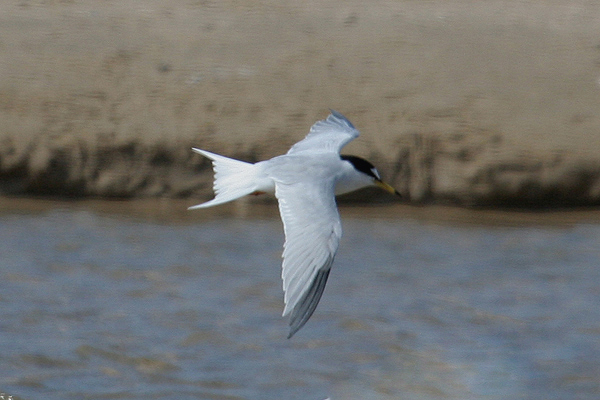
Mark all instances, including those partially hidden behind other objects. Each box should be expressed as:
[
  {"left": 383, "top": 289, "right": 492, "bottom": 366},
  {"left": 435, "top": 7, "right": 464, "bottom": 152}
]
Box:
[{"left": 1, "top": 0, "right": 600, "bottom": 207}]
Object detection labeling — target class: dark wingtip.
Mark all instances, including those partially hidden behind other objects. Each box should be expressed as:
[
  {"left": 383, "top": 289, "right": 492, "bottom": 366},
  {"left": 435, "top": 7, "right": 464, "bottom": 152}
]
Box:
[
  {"left": 328, "top": 109, "right": 356, "bottom": 130},
  {"left": 287, "top": 268, "right": 332, "bottom": 339}
]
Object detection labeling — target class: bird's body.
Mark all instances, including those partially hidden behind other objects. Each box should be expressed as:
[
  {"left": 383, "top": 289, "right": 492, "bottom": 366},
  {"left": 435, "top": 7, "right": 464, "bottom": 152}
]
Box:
[{"left": 190, "top": 110, "right": 399, "bottom": 338}]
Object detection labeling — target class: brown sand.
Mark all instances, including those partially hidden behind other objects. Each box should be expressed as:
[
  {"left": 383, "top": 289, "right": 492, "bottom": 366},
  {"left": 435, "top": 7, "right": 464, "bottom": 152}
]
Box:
[{"left": 1, "top": 0, "right": 600, "bottom": 206}]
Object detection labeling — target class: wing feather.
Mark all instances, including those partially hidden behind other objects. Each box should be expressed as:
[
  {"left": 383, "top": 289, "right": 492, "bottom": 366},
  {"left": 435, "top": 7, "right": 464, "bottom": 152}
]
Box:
[
  {"left": 286, "top": 110, "right": 359, "bottom": 155},
  {"left": 275, "top": 179, "right": 342, "bottom": 337},
  {"left": 288, "top": 268, "right": 332, "bottom": 339}
]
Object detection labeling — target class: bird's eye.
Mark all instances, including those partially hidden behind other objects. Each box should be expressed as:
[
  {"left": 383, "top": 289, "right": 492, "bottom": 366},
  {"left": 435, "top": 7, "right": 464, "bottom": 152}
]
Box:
[{"left": 371, "top": 168, "right": 381, "bottom": 180}]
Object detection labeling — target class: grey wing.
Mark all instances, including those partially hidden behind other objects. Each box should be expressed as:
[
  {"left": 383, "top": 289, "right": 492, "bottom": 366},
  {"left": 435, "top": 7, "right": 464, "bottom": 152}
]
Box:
[
  {"left": 275, "top": 179, "right": 342, "bottom": 338},
  {"left": 287, "top": 110, "right": 360, "bottom": 155}
]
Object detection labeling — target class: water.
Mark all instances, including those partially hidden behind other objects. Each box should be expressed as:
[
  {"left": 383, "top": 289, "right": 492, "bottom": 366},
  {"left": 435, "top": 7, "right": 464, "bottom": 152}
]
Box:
[{"left": 1, "top": 201, "right": 600, "bottom": 400}]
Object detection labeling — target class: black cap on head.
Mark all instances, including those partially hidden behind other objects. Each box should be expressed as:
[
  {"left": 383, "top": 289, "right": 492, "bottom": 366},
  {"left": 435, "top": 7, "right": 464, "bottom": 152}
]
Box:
[{"left": 340, "top": 155, "right": 381, "bottom": 180}]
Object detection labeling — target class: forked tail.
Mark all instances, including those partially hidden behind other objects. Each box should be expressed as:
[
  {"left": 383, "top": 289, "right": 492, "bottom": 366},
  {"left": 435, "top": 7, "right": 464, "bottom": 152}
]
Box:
[{"left": 188, "top": 148, "right": 258, "bottom": 210}]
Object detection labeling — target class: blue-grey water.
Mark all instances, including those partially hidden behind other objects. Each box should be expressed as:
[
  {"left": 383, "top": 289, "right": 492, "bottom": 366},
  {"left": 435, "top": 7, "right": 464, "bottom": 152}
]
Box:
[{"left": 1, "top": 201, "right": 599, "bottom": 400}]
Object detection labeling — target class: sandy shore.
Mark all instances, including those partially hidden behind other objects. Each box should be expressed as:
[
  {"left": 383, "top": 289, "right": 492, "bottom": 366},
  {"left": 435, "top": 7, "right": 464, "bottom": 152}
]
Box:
[{"left": 1, "top": 0, "right": 600, "bottom": 207}]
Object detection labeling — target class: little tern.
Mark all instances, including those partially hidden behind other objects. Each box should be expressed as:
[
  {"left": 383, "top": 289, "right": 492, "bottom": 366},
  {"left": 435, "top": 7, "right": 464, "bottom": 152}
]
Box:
[{"left": 189, "top": 110, "right": 400, "bottom": 338}]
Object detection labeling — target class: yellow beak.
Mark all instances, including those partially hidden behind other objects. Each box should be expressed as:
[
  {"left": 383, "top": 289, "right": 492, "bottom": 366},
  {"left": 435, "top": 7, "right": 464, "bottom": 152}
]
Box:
[{"left": 375, "top": 180, "right": 401, "bottom": 197}]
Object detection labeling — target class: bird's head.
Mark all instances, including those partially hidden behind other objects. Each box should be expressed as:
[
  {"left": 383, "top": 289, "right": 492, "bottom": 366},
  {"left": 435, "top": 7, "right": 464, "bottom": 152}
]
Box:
[{"left": 340, "top": 155, "right": 401, "bottom": 197}]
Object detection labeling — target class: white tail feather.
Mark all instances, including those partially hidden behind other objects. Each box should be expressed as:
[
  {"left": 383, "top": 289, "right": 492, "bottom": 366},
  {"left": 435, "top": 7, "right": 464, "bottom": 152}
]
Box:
[{"left": 188, "top": 148, "right": 259, "bottom": 210}]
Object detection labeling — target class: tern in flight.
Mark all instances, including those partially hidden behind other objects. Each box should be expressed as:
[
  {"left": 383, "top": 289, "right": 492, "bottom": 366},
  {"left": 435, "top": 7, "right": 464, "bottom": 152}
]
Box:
[{"left": 189, "top": 110, "right": 400, "bottom": 338}]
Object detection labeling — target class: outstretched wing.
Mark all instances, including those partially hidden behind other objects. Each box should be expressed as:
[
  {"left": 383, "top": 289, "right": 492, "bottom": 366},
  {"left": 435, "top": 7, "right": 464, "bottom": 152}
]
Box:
[
  {"left": 275, "top": 178, "right": 342, "bottom": 338},
  {"left": 287, "top": 110, "right": 360, "bottom": 155}
]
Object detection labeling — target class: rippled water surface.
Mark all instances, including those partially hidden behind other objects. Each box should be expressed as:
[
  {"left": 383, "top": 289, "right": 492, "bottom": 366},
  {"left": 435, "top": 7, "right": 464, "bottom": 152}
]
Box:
[{"left": 1, "top": 200, "right": 600, "bottom": 400}]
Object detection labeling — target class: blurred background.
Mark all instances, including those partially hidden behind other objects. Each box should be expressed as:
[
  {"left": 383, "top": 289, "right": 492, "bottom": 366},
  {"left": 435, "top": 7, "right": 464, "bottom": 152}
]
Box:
[
  {"left": 1, "top": 1, "right": 600, "bottom": 399},
  {"left": 1, "top": 0, "right": 600, "bottom": 205}
]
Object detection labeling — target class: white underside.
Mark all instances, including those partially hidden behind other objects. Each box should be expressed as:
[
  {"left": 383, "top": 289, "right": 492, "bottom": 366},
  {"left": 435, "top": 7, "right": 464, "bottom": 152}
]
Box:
[{"left": 189, "top": 150, "right": 373, "bottom": 210}]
